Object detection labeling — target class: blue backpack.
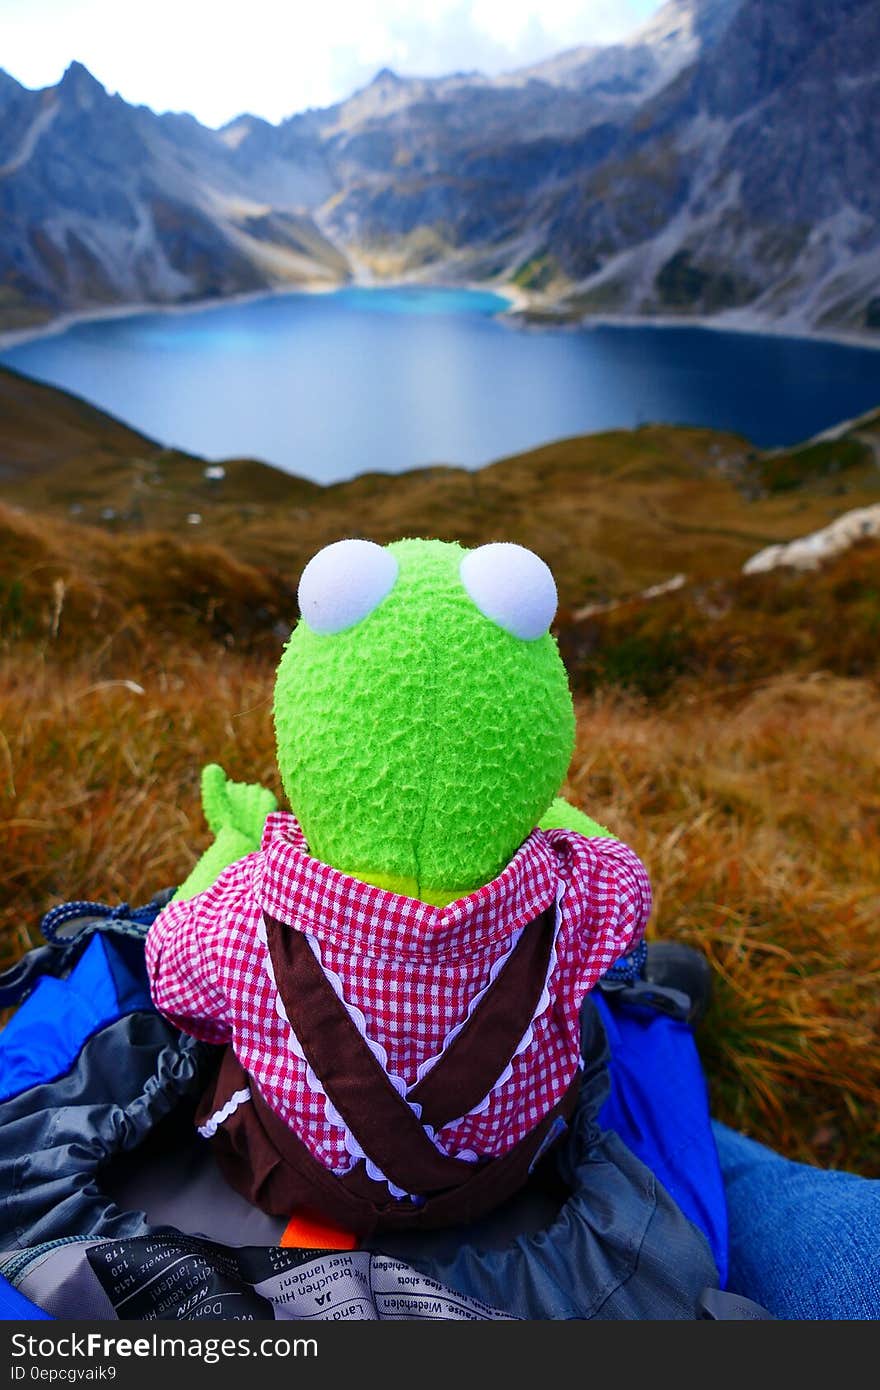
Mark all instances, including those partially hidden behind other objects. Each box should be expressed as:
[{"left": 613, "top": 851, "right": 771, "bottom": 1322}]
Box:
[{"left": 0, "top": 894, "right": 728, "bottom": 1321}]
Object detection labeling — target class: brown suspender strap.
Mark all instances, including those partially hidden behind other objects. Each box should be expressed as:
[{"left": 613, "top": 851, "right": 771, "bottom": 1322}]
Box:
[
  {"left": 406, "top": 904, "right": 558, "bottom": 1129},
  {"left": 264, "top": 914, "right": 483, "bottom": 1194},
  {"left": 199, "top": 1042, "right": 582, "bottom": 1234},
  {"left": 262, "top": 903, "right": 559, "bottom": 1196}
]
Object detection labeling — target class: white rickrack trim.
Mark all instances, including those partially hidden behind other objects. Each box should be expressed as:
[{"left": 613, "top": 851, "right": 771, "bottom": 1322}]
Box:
[
  {"left": 303, "top": 933, "right": 476, "bottom": 1179},
  {"left": 255, "top": 912, "right": 355, "bottom": 1177},
  {"left": 412, "top": 922, "right": 526, "bottom": 1086},
  {"left": 197, "top": 1087, "right": 251, "bottom": 1138},
  {"left": 326, "top": 1113, "right": 410, "bottom": 1199},
  {"left": 304, "top": 931, "right": 408, "bottom": 1098},
  {"left": 459, "top": 877, "right": 566, "bottom": 1120}
]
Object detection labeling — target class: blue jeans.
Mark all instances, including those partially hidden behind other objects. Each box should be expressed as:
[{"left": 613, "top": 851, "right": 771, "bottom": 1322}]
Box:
[{"left": 713, "top": 1122, "right": 880, "bottom": 1320}]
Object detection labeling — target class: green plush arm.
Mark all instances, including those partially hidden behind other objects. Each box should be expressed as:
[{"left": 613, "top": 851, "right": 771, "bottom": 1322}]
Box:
[
  {"left": 174, "top": 763, "right": 278, "bottom": 902},
  {"left": 538, "top": 796, "right": 613, "bottom": 839}
]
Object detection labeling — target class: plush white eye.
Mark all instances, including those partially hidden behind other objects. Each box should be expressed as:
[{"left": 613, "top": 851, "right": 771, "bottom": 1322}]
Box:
[
  {"left": 298, "top": 539, "right": 398, "bottom": 634},
  {"left": 460, "top": 543, "right": 557, "bottom": 641}
]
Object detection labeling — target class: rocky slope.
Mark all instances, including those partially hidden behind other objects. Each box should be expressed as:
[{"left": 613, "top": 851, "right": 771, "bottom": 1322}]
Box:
[
  {"left": 1, "top": 0, "right": 877, "bottom": 337},
  {"left": 535, "top": 0, "right": 880, "bottom": 335},
  {"left": 0, "top": 62, "right": 349, "bottom": 332}
]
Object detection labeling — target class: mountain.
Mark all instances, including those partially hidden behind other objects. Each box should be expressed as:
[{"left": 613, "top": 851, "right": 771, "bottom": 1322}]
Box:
[
  {"left": 534, "top": 0, "right": 880, "bottom": 332},
  {"left": 1, "top": 0, "right": 877, "bottom": 337},
  {"left": 226, "top": 0, "right": 741, "bottom": 280},
  {"left": 0, "top": 61, "right": 349, "bottom": 331}
]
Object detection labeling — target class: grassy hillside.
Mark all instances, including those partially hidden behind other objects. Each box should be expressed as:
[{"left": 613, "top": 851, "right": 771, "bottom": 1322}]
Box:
[
  {"left": 2, "top": 365, "right": 879, "bottom": 608},
  {"left": 559, "top": 539, "right": 880, "bottom": 699},
  {"left": 1, "top": 368, "right": 878, "bottom": 1174}
]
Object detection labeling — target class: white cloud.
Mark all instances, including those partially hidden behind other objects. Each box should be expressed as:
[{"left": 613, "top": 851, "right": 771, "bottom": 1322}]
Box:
[{"left": 1, "top": 0, "right": 664, "bottom": 126}]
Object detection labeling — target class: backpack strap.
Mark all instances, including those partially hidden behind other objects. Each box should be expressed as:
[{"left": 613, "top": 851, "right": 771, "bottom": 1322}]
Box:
[
  {"left": 39, "top": 895, "right": 170, "bottom": 945},
  {"left": 262, "top": 904, "right": 559, "bottom": 1196},
  {"left": 0, "top": 892, "right": 173, "bottom": 1010}
]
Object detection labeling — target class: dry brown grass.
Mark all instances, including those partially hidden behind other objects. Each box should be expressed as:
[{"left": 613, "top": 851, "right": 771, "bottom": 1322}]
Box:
[
  {"left": 0, "top": 500, "right": 295, "bottom": 668},
  {"left": 0, "top": 651, "right": 281, "bottom": 967},
  {"left": 2, "top": 643, "right": 877, "bottom": 1173},
  {"left": 564, "top": 676, "right": 880, "bottom": 1173}
]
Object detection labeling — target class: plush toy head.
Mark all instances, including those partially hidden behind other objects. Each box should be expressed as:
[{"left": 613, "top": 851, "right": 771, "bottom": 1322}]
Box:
[{"left": 273, "top": 537, "right": 574, "bottom": 905}]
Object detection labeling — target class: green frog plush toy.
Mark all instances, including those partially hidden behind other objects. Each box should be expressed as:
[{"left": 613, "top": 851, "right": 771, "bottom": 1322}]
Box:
[{"left": 147, "top": 538, "right": 650, "bottom": 1233}]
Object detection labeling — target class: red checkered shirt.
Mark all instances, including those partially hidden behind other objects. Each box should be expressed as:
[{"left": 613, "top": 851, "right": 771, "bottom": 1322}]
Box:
[{"left": 146, "top": 812, "right": 651, "bottom": 1179}]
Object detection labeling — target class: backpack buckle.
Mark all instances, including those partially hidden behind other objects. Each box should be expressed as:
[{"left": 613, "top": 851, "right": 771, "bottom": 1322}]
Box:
[{"left": 598, "top": 977, "right": 693, "bottom": 1022}]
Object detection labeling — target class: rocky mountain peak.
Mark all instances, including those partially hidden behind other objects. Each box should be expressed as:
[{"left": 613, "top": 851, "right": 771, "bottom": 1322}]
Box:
[
  {"left": 370, "top": 67, "right": 405, "bottom": 87},
  {"left": 57, "top": 60, "right": 107, "bottom": 109}
]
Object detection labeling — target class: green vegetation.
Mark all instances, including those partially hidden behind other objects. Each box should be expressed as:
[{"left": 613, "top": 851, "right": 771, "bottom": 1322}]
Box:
[
  {"left": 512, "top": 254, "right": 561, "bottom": 292},
  {"left": 656, "top": 250, "right": 755, "bottom": 312},
  {"left": 749, "top": 438, "right": 873, "bottom": 494}
]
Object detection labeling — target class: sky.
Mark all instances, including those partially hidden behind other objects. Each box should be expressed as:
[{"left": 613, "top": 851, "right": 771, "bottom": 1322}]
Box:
[{"left": 1, "top": 0, "right": 665, "bottom": 127}]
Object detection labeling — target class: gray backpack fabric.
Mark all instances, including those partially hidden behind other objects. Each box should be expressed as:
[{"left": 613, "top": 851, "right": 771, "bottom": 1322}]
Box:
[{"left": 0, "top": 1000, "right": 717, "bottom": 1320}]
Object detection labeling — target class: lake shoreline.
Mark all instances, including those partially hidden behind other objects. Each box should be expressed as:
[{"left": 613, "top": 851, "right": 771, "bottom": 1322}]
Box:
[
  {"left": 509, "top": 304, "right": 880, "bottom": 353},
  {"left": 3, "top": 282, "right": 879, "bottom": 482},
  {"left": 2, "top": 277, "right": 879, "bottom": 355},
  {"left": 0, "top": 279, "right": 347, "bottom": 352}
]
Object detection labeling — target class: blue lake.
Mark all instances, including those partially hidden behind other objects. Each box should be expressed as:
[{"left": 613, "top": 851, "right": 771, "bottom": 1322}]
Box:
[{"left": 2, "top": 285, "right": 880, "bottom": 483}]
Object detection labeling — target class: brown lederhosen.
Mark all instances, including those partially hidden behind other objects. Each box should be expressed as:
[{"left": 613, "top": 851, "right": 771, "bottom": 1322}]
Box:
[{"left": 196, "top": 904, "right": 581, "bottom": 1237}]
